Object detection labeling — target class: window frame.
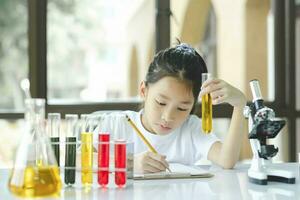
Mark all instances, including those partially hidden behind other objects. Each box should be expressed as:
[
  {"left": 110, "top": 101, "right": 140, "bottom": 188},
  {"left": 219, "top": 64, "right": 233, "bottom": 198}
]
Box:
[{"left": 0, "top": 0, "right": 299, "bottom": 161}]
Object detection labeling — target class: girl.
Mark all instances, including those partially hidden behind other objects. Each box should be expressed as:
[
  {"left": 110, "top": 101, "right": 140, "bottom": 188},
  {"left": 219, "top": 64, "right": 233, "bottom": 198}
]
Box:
[{"left": 97, "top": 43, "right": 247, "bottom": 173}]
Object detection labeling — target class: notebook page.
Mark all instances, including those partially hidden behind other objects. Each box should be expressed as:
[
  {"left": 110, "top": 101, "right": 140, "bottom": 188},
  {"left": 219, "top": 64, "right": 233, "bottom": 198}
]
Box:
[
  {"left": 168, "top": 163, "right": 208, "bottom": 175},
  {"left": 134, "top": 163, "right": 211, "bottom": 179}
]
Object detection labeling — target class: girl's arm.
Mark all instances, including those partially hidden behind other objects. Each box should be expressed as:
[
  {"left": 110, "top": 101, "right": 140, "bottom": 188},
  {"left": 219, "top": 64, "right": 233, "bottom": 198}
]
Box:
[{"left": 200, "top": 79, "right": 247, "bottom": 169}]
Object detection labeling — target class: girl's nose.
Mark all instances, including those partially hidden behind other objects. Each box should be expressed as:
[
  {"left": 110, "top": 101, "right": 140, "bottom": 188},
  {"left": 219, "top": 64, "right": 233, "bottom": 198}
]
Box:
[{"left": 161, "top": 108, "right": 175, "bottom": 122}]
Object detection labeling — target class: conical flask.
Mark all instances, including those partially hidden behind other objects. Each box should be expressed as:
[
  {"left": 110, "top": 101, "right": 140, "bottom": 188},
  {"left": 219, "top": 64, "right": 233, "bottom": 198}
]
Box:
[{"left": 8, "top": 98, "right": 62, "bottom": 198}]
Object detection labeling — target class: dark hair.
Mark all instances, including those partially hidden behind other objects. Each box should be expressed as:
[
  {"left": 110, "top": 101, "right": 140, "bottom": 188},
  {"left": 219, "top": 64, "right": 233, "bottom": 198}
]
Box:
[{"left": 145, "top": 43, "right": 208, "bottom": 113}]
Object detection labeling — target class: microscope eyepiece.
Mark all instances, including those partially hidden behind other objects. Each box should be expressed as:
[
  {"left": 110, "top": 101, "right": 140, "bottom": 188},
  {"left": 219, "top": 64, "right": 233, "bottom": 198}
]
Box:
[
  {"left": 250, "top": 79, "right": 264, "bottom": 111},
  {"left": 250, "top": 79, "right": 263, "bottom": 101}
]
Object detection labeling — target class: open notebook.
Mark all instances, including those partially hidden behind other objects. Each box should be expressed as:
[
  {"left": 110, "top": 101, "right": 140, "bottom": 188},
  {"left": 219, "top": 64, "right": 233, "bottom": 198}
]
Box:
[{"left": 134, "top": 163, "right": 213, "bottom": 180}]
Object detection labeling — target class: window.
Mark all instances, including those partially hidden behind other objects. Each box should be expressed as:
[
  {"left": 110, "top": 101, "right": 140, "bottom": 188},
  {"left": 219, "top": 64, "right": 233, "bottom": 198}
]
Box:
[
  {"left": 47, "top": 0, "right": 154, "bottom": 103},
  {"left": 0, "top": 0, "right": 298, "bottom": 164},
  {"left": 0, "top": 0, "right": 28, "bottom": 112}
]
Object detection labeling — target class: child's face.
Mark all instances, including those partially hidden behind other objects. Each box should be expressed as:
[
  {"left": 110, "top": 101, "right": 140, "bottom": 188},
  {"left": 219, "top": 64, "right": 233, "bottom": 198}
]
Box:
[{"left": 140, "top": 76, "right": 194, "bottom": 135}]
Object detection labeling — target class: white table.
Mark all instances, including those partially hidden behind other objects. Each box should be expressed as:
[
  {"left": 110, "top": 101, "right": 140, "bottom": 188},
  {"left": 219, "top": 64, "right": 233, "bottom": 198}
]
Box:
[{"left": 1, "top": 163, "right": 300, "bottom": 200}]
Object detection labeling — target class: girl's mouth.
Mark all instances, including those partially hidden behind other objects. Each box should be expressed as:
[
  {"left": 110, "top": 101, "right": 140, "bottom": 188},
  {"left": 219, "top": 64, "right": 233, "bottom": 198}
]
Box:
[{"left": 159, "top": 124, "right": 171, "bottom": 131}]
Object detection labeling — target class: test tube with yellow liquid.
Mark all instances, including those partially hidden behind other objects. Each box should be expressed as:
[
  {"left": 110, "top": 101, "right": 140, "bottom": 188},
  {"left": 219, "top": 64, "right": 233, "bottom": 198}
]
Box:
[
  {"left": 81, "top": 115, "right": 93, "bottom": 185},
  {"left": 81, "top": 132, "right": 93, "bottom": 184},
  {"left": 201, "top": 73, "right": 212, "bottom": 134}
]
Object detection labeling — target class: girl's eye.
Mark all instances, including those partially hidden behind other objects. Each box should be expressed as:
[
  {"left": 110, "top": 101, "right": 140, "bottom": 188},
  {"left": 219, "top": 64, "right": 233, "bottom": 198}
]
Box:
[
  {"left": 178, "top": 107, "right": 188, "bottom": 111},
  {"left": 155, "top": 100, "right": 166, "bottom": 106}
]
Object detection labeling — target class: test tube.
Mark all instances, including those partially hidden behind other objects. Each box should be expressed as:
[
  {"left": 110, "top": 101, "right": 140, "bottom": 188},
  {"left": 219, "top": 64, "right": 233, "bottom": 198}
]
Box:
[
  {"left": 48, "top": 113, "right": 61, "bottom": 166},
  {"left": 81, "top": 115, "right": 93, "bottom": 185},
  {"left": 114, "top": 140, "right": 126, "bottom": 187},
  {"left": 64, "top": 114, "right": 78, "bottom": 185},
  {"left": 201, "top": 73, "right": 212, "bottom": 134},
  {"left": 79, "top": 114, "right": 89, "bottom": 141},
  {"left": 98, "top": 132, "right": 110, "bottom": 186}
]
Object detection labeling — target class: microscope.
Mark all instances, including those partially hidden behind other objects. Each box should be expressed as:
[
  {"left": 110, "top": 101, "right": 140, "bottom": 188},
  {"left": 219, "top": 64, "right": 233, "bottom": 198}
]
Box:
[{"left": 243, "top": 79, "right": 296, "bottom": 185}]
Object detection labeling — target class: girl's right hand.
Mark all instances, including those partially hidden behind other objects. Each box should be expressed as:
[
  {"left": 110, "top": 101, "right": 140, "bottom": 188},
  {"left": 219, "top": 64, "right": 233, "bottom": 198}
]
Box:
[
  {"left": 134, "top": 151, "right": 169, "bottom": 173},
  {"left": 200, "top": 78, "right": 247, "bottom": 108}
]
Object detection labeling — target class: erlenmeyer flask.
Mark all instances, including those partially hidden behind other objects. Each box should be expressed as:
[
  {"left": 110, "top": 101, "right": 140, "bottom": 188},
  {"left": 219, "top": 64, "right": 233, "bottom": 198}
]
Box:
[{"left": 8, "top": 98, "right": 62, "bottom": 198}]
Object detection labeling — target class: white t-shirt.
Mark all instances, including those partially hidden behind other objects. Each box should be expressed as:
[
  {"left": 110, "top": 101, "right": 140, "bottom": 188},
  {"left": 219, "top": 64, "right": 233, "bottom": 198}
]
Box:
[{"left": 94, "top": 110, "right": 220, "bottom": 165}]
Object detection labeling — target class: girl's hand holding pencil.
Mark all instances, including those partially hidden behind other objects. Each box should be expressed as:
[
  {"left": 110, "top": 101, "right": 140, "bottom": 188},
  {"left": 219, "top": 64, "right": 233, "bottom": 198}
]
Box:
[
  {"left": 134, "top": 151, "right": 169, "bottom": 173},
  {"left": 125, "top": 115, "right": 171, "bottom": 173}
]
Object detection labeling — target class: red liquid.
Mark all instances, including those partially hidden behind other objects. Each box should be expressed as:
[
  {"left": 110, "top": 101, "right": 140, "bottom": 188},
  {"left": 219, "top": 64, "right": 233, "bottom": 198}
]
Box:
[
  {"left": 114, "top": 141, "right": 126, "bottom": 187},
  {"left": 98, "top": 133, "right": 110, "bottom": 186}
]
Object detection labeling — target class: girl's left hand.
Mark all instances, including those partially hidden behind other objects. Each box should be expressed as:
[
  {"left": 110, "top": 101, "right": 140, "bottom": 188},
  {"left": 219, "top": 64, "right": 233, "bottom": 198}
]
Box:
[{"left": 200, "top": 78, "right": 247, "bottom": 108}]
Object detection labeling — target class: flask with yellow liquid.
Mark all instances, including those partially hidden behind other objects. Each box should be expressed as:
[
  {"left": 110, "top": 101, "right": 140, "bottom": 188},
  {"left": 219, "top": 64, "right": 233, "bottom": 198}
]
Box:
[
  {"left": 8, "top": 98, "right": 62, "bottom": 198},
  {"left": 201, "top": 73, "right": 212, "bottom": 134}
]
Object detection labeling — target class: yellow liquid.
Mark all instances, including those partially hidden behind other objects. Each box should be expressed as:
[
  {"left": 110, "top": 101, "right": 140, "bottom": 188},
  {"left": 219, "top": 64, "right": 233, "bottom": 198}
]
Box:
[
  {"left": 202, "top": 94, "right": 212, "bottom": 134},
  {"left": 8, "top": 166, "right": 61, "bottom": 198},
  {"left": 81, "top": 132, "right": 93, "bottom": 184}
]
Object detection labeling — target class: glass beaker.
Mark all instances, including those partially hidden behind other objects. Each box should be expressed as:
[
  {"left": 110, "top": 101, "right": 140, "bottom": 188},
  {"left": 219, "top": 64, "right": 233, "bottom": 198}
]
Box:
[
  {"left": 201, "top": 73, "right": 213, "bottom": 134},
  {"left": 8, "top": 98, "right": 62, "bottom": 198}
]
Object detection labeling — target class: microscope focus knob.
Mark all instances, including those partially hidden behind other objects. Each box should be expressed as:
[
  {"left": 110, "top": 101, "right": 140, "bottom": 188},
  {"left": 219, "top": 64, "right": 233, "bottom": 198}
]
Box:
[{"left": 243, "top": 106, "right": 251, "bottom": 118}]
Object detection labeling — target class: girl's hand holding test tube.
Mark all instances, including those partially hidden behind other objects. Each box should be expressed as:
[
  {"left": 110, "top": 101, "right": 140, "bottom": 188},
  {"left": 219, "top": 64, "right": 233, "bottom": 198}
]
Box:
[
  {"left": 134, "top": 151, "right": 169, "bottom": 173},
  {"left": 200, "top": 78, "right": 246, "bottom": 108}
]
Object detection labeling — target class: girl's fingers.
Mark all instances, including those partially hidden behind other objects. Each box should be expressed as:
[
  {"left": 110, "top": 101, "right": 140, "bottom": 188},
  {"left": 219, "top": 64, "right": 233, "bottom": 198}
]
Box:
[
  {"left": 212, "top": 95, "right": 227, "bottom": 105},
  {"left": 148, "top": 152, "right": 169, "bottom": 168},
  {"left": 201, "top": 78, "right": 221, "bottom": 89},
  {"left": 147, "top": 157, "right": 166, "bottom": 171},
  {"left": 201, "top": 78, "right": 221, "bottom": 88},
  {"left": 200, "top": 78, "right": 247, "bottom": 107},
  {"left": 200, "top": 82, "right": 224, "bottom": 96},
  {"left": 210, "top": 88, "right": 225, "bottom": 99},
  {"left": 144, "top": 163, "right": 161, "bottom": 173},
  {"left": 143, "top": 155, "right": 166, "bottom": 172}
]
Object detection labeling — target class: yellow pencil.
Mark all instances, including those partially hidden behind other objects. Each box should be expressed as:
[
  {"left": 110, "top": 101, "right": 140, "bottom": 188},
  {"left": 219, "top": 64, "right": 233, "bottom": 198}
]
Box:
[{"left": 125, "top": 115, "right": 171, "bottom": 172}]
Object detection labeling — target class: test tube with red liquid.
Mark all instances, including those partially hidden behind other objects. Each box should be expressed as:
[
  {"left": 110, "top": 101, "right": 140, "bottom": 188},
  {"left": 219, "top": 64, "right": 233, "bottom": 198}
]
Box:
[
  {"left": 114, "top": 140, "right": 126, "bottom": 187},
  {"left": 98, "top": 132, "right": 110, "bottom": 186}
]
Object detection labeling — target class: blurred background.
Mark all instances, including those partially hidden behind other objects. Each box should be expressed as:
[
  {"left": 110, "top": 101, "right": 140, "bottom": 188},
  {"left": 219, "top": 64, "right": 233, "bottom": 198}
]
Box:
[{"left": 0, "top": 0, "right": 299, "bottom": 167}]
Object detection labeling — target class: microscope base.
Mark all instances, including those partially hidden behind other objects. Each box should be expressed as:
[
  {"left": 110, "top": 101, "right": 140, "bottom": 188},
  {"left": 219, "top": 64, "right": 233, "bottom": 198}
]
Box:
[
  {"left": 268, "top": 175, "right": 295, "bottom": 184},
  {"left": 248, "top": 170, "right": 268, "bottom": 185},
  {"left": 249, "top": 176, "right": 267, "bottom": 185},
  {"left": 248, "top": 168, "right": 295, "bottom": 185}
]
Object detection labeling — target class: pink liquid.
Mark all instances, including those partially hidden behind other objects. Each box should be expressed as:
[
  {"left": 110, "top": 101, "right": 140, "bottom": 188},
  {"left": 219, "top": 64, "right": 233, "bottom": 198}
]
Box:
[
  {"left": 114, "top": 141, "right": 126, "bottom": 187},
  {"left": 98, "top": 133, "right": 110, "bottom": 186}
]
